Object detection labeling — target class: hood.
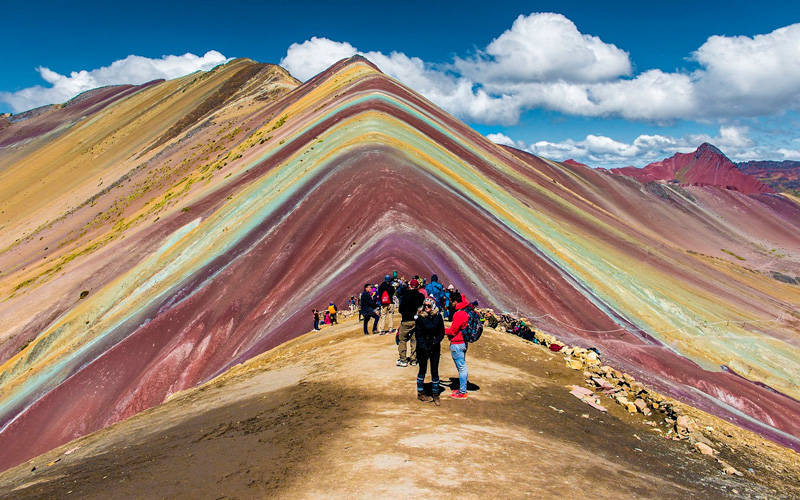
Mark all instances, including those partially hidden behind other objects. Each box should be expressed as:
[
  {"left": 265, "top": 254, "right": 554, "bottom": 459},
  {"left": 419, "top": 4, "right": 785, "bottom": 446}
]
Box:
[{"left": 456, "top": 294, "right": 470, "bottom": 310}]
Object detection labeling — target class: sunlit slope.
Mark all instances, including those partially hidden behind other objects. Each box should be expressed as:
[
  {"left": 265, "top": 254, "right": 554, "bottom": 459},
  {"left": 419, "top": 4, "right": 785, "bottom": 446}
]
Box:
[{"left": 0, "top": 56, "right": 798, "bottom": 470}]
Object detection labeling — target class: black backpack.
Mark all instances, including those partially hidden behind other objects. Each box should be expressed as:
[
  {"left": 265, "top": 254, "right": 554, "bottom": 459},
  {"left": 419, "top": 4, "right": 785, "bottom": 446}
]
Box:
[{"left": 462, "top": 309, "right": 483, "bottom": 343}]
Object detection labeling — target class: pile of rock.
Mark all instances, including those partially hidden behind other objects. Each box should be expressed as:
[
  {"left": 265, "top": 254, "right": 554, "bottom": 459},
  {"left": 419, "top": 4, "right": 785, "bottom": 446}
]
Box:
[{"left": 480, "top": 307, "right": 743, "bottom": 476}]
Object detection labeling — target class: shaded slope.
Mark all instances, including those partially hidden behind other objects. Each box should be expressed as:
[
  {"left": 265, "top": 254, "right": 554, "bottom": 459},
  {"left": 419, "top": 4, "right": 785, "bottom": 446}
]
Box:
[
  {"left": 1, "top": 324, "right": 798, "bottom": 498},
  {"left": 609, "top": 143, "right": 774, "bottom": 194},
  {"left": 0, "top": 56, "right": 798, "bottom": 472}
]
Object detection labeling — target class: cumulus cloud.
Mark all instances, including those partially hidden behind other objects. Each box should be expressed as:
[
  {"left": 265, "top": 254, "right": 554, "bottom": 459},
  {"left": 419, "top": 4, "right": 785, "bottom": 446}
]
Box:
[
  {"left": 0, "top": 51, "right": 229, "bottom": 113},
  {"left": 280, "top": 37, "right": 357, "bottom": 80},
  {"left": 488, "top": 126, "right": 766, "bottom": 167},
  {"left": 280, "top": 15, "right": 800, "bottom": 125},
  {"left": 455, "top": 13, "right": 631, "bottom": 84}
]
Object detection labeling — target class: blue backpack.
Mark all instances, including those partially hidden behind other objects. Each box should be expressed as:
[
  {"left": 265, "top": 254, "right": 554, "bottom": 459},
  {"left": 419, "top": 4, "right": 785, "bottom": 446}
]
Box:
[{"left": 462, "top": 309, "right": 483, "bottom": 343}]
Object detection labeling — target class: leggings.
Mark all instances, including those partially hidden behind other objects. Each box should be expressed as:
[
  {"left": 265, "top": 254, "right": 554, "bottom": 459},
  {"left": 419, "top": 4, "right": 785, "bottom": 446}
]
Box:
[{"left": 417, "top": 343, "right": 441, "bottom": 393}]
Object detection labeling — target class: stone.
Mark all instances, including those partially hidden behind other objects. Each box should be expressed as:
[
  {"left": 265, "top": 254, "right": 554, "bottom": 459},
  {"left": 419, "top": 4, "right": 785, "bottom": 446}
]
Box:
[
  {"left": 565, "top": 358, "right": 584, "bottom": 370},
  {"left": 694, "top": 442, "right": 716, "bottom": 456},
  {"left": 719, "top": 460, "right": 743, "bottom": 476},
  {"left": 634, "top": 399, "right": 652, "bottom": 415}
]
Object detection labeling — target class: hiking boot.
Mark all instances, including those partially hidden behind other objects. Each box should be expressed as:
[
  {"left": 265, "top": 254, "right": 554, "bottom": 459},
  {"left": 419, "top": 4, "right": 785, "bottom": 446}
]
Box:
[
  {"left": 432, "top": 394, "right": 441, "bottom": 406},
  {"left": 450, "top": 391, "right": 468, "bottom": 399},
  {"left": 417, "top": 392, "right": 433, "bottom": 403},
  {"left": 396, "top": 359, "right": 408, "bottom": 367}
]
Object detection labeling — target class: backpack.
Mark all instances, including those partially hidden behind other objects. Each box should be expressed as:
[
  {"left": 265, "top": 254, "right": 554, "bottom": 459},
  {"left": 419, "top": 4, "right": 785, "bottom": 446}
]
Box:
[
  {"left": 462, "top": 309, "right": 483, "bottom": 343},
  {"left": 381, "top": 290, "right": 391, "bottom": 305}
]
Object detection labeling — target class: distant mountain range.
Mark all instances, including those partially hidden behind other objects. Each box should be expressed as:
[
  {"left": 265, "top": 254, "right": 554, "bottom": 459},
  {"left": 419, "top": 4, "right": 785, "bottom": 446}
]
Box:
[
  {"left": 736, "top": 160, "right": 800, "bottom": 195},
  {"left": 599, "top": 143, "right": 800, "bottom": 196}
]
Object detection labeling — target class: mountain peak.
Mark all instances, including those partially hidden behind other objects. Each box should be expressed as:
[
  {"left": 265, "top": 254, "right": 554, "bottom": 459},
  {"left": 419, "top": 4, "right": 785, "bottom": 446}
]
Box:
[
  {"left": 608, "top": 144, "right": 774, "bottom": 194},
  {"left": 696, "top": 142, "right": 724, "bottom": 156}
]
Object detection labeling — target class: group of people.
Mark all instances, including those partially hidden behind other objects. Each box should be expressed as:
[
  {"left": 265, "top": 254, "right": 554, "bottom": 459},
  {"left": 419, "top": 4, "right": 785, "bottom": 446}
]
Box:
[
  {"left": 312, "top": 302, "right": 339, "bottom": 330},
  {"left": 359, "top": 272, "right": 476, "bottom": 404}
]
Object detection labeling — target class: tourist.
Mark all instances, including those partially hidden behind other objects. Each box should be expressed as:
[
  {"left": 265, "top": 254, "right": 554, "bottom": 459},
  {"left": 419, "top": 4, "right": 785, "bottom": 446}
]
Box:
[
  {"left": 414, "top": 297, "right": 445, "bottom": 405},
  {"left": 328, "top": 302, "right": 338, "bottom": 324},
  {"left": 445, "top": 294, "right": 471, "bottom": 398},
  {"left": 396, "top": 278, "right": 424, "bottom": 367},
  {"left": 425, "top": 274, "right": 446, "bottom": 310},
  {"left": 377, "top": 275, "right": 396, "bottom": 335},
  {"left": 360, "top": 284, "right": 379, "bottom": 335},
  {"left": 313, "top": 309, "right": 320, "bottom": 331}
]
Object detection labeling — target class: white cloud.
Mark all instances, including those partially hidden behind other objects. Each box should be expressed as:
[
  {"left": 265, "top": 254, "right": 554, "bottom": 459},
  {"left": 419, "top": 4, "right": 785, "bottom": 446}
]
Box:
[
  {"left": 0, "top": 51, "right": 229, "bottom": 113},
  {"left": 776, "top": 148, "right": 800, "bottom": 160},
  {"left": 280, "top": 37, "right": 357, "bottom": 81},
  {"left": 280, "top": 16, "right": 800, "bottom": 126},
  {"left": 486, "top": 132, "right": 517, "bottom": 147},
  {"left": 455, "top": 13, "right": 631, "bottom": 84},
  {"left": 492, "top": 126, "right": 761, "bottom": 167}
]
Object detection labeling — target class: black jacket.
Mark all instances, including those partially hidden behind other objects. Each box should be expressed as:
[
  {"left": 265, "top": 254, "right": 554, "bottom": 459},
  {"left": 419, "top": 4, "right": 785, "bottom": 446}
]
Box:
[
  {"left": 396, "top": 286, "right": 424, "bottom": 322},
  {"left": 377, "top": 281, "right": 395, "bottom": 305},
  {"left": 415, "top": 311, "right": 445, "bottom": 349},
  {"left": 360, "top": 291, "right": 377, "bottom": 313}
]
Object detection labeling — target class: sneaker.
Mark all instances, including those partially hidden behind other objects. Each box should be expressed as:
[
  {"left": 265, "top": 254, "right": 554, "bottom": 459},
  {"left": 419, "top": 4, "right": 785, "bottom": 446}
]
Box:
[
  {"left": 450, "top": 391, "right": 468, "bottom": 399},
  {"left": 432, "top": 394, "right": 441, "bottom": 406},
  {"left": 396, "top": 359, "right": 408, "bottom": 367},
  {"left": 409, "top": 360, "right": 417, "bottom": 366},
  {"left": 417, "top": 392, "right": 433, "bottom": 403}
]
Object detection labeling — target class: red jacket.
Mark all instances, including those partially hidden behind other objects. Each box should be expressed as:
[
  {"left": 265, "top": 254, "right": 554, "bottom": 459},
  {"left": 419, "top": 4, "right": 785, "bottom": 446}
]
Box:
[{"left": 445, "top": 297, "right": 471, "bottom": 344}]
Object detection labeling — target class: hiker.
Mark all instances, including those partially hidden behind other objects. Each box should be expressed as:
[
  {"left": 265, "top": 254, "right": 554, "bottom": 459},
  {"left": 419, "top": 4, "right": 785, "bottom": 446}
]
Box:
[
  {"left": 313, "top": 309, "right": 320, "bottom": 331},
  {"left": 377, "top": 275, "right": 396, "bottom": 335},
  {"left": 447, "top": 285, "right": 461, "bottom": 321},
  {"left": 396, "top": 278, "right": 424, "bottom": 366},
  {"left": 445, "top": 294, "right": 471, "bottom": 398},
  {"left": 324, "top": 310, "right": 331, "bottom": 325},
  {"left": 349, "top": 296, "right": 357, "bottom": 314},
  {"left": 360, "top": 283, "right": 379, "bottom": 335},
  {"left": 328, "top": 302, "right": 338, "bottom": 324},
  {"left": 415, "top": 297, "right": 445, "bottom": 405},
  {"left": 425, "top": 274, "right": 446, "bottom": 311}
]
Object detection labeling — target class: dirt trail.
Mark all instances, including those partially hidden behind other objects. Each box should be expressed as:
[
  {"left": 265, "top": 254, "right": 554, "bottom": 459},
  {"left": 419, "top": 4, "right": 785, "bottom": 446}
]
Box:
[{"left": 1, "top": 317, "right": 798, "bottom": 499}]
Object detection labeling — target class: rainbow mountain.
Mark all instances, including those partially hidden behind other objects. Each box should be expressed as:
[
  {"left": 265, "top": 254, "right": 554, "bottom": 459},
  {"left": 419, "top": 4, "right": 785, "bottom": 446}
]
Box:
[{"left": 0, "top": 56, "right": 799, "bottom": 470}]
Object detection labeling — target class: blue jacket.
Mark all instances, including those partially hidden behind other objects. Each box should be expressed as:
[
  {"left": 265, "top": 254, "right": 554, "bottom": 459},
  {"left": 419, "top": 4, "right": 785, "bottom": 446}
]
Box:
[{"left": 425, "top": 281, "right": 445, "bottom": 303}]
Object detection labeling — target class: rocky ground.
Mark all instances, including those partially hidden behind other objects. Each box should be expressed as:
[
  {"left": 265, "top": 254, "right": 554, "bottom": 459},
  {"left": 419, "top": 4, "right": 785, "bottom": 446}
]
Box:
[{"left": 0, "top": 316, "right": 798, "bottom": 499}]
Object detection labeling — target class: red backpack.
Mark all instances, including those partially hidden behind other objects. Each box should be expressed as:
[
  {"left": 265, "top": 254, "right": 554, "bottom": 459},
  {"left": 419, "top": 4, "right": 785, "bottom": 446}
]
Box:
[{"left": 381, "top": 290, "right": 391, "bottom": 305}]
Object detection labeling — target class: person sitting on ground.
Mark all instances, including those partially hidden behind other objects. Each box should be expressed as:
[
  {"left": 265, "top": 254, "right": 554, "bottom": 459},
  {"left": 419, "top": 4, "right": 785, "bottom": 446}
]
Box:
[
  {"left": 377, "top": 275, "right": 396, "bottom": 335},
  {"left": 328, "top": 302, "right": 338, "bottom": 324},
  {"left": 445, "top": 294, "right": 471, "bottom": 399},
  {"left": 360, "top": 284, "right": 379, "bottom": 335},
  {"left": 396, "top": 278, "right": 425, "bottom": 367},
  {"left": 414, "top": 297, "right": 445, "bottom": 405},
  {"left": 313, "top": 309, "right": 320, "bottom": 331},
  {"left": 324, "top": 310, "right": 331, "bottom": 325}
]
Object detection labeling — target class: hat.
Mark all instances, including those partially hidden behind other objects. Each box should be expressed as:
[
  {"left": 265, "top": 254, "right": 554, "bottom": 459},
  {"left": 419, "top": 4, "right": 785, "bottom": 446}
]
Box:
[
  {"left": 409, "top": 279, "right": 419, "bottom": 288},
  {"left": 384, "top": 275, "right": 391, "bottom": 282},
  {"left": 447, "top": 284, "right": 455, "bottom": 290}
]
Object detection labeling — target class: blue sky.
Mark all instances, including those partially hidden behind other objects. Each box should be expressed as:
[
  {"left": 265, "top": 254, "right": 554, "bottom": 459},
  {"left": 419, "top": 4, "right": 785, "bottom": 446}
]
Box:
[{"left": 2, "top": 0, "right": 800, "bottom": 166}]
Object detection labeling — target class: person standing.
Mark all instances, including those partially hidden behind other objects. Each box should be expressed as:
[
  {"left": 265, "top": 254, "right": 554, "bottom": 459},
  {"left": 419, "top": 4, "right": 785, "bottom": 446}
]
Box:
[
  {"left": 396, "top": 279, "right": 424, "bottom": 367},
  {"left": 313, "top": 309, "right": 320, "bottom": 331},
  {"left": 414, "top": 297, "right": 445, "bottom": 405},
  {"left": 328, "top": 302, "right": 338, "bottom": 324},
  {"left": 425, "top": 274, "right": 446, "bottom": 310},
  {"left": 360, "top": 284, "right": 379, "bottom": 335},
  {"left": 445, "top": 295, "right": 471, "bottom": 398},
  {"left": 377, "top": 275, "right": 396, "bottom": 335}
]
